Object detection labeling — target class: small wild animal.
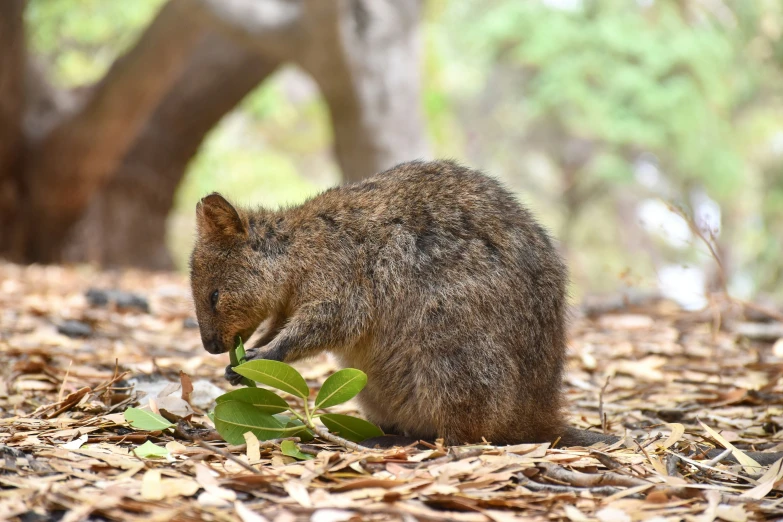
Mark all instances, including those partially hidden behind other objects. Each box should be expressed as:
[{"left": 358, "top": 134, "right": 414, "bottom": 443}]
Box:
[{"left": 190, "top": 160, "right": 570, "bottom": 445}]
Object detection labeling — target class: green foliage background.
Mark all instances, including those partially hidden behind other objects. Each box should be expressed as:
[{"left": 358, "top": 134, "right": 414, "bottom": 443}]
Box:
[{"left": 26, "top": 0, "right": 783, "bottom": 301}]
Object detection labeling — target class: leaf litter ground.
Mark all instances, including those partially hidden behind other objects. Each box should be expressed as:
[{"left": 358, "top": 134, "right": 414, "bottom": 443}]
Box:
[{"left": 2, "top": 262, "right": 783, "bottom": 521}]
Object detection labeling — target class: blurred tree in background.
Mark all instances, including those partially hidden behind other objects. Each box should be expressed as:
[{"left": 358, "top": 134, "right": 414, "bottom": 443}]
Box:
[
  {"left": 430, "top": 0, "right": 783, "bottom": 303},
  {"left": 4, "top": 0, "right": 783, "bottom": 303},
  {"left": 0, "top": 0, "right": 427, "bottom": 268}
]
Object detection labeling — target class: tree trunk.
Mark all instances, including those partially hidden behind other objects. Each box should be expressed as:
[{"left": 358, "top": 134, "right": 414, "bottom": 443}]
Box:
[
  {"left": 198, "top": 0, "right": 430, "bottom": 183},
  {"left": 301, "top": 0, "right": 429, "bottom": 182},
  {"left": 16, "top": 0, "right": 208, "bottom": 263},
  {"left": 0, "top": 0, "right": 427, "bottom": 267},
  {"left": 0, "top": 0, "right": 27, "bottom": 245},
  {"left": 64, "top": 35, "right": 278, "bottom": 270}
]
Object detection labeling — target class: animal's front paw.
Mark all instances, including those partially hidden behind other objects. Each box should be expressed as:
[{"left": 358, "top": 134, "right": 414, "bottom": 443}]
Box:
[
  {"left": 248, "top": 345, "right": 285, "bottom": 362},
  {"left": 224, "top": 364, "right": 245, "bottom": 386},
  {"left": 242, "top": 347, "right": 261, "bottom": 361}
]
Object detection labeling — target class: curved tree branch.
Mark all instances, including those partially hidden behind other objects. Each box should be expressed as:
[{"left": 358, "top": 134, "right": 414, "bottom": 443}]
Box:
[
  {"left": 65, "top": 33, "right": 278, "bottom": 269},
  {"left": 19, "top": 0, "right": 210, "bottom": 262},
  {"left": 296, "top": 0, "right": 429, "bottom": 182},
  {"left": 194, "top": 0, "right": 430, "bottom": 183},
  {"left": 191, "top": 0, "right": 303, "bottom": 58},
  {"left": 4, "top": 0, "right": 429, "bottom": 265}
]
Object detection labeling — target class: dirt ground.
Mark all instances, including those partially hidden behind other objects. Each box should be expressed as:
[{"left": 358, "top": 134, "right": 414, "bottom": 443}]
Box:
[{"left": 2, "top": 261, "right": 783, "bottom": 521}]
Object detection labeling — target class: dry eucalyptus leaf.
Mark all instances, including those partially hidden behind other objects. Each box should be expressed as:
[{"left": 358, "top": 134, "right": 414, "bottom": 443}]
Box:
[{"left": 5, "top": 262, "right": 783, "bottom": 521}]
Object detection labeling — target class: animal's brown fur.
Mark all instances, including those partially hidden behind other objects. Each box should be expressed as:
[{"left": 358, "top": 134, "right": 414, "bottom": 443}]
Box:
[{"left": 190, "top": 160, "right": 568, "bottom": 445}]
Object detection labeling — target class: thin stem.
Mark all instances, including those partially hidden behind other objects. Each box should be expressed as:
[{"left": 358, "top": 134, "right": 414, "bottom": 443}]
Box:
[
  {"left": 310, "top": 424, "right": 375, "bottom": 452},
  {"left": 288, "top": 408, "right": 309, "bottom": 425},
  {"left": 289, "top": 402, "right": 379, "bottom": 452},
  {"left": 669, "top": 202, "right": 783, "bottom": 323},
  {"left": 196, "top": 440, "right": 264, "bottom": 475},
  {"left": 303, "top": 397, "right": 312, "bottom": 425}
]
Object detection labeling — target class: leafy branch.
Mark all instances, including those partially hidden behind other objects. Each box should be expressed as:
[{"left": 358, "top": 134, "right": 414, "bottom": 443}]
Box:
[
  {"left": 123, "top": 340, "right": 383, "bottom": 457},
  {"left": 668, "top": 203, "right": 783, "bottom": 325},
  {"left": 209, "top": 340, "right": 383, "bottom": 456}
]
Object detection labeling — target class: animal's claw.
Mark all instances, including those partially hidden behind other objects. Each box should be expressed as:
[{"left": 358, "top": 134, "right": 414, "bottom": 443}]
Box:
[{"left": 224, "top": 364, "right": 245, "bottom": 386}]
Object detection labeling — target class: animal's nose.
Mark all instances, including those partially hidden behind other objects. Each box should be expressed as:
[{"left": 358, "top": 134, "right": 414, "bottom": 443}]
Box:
[{"left": 204, "top": 337, "right": 225, "bottom": 355}]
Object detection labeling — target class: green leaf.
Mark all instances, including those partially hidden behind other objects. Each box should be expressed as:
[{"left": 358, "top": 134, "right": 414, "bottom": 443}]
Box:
[
  {"left": 320, "top": 414, "right": 384, "bottom": 443},
  {"left": 276, "top": 415, "right": 314, "bottom": 442},
  {"left": 214, "top": 401, "right": 304, "bottom": 444},
  {"left": 273, "top": 413, "right": 294, "bottom": 424},
  {"left": 235, "top": 337, "right": 248, "bottom": 362},
  {"left": 280, "top": 440, "right": 314, "bottom": 460},
  {"left": 315, "top": 369, "right": 367, "bottom": 410},
  {"left": 124, "top": 408, "right": 175, "bottom": 431},
  {"left": 230, "top": 338, "right": 256, "bottom": 388},
  {"left": 133, "top": 440, "right": 169, "bottom": 458},
  {"left": 233, "top": 360, "right": 309, "bottom": 399},
  {"left": 215, "top": 388, "right": 290, "bottom": 414}
]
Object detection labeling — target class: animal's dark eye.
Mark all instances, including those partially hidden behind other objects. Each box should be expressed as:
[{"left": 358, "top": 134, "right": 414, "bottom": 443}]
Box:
[{"left": 210, "top": 290, "right": 219, "bottom": 309}]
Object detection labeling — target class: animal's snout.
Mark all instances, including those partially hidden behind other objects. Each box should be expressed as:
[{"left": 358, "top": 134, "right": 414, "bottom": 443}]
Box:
[{"left": 203, "top": 336, "right": 227, "bottom": 355}]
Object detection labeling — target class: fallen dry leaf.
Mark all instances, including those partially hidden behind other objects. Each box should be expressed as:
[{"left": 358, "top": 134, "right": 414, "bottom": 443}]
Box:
[
  {"left": 3, "top": 262, "right": 783, "bottom": 521},
  {"left": 140, "top": 469, "right": 163, "bottom": 501}
]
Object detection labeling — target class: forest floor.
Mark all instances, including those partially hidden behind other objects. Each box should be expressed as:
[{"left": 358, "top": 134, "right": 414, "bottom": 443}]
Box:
[{"left": 2, "top": 261, "right": 783, "bottom": 521}]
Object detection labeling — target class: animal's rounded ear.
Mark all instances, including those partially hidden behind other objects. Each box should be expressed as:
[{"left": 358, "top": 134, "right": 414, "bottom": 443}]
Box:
[{"left": 196, "top": 193, "right": 247, "bottom": 240}]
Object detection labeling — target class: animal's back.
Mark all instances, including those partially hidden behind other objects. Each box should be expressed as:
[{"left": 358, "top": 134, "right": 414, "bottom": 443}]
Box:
[{"left": 299, "top": 161, "right": 568, "bottom": 445}]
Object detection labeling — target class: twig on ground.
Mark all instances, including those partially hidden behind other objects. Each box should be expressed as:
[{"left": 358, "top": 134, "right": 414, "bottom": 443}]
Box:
[
  {"left": 532, "top": 464, "right": 703, "bottom": 500},
  {"left": 537, "top": 462, "right": 650, "bottom": 489},
  {"left": 668, "top": 450, "right": 755, "bottom": 482},
  {"left": 94, "top": 368, "right": 129, "bottom": 394},
  {"left": 634, "top": 439, "right": 653, "bottom": 464},
  {"left": 297, "top": 445, "right": 320, "bottom": 456},
  {"left": 311, "top": 424, "right": 380, "bottom": 452},
  {"left": 417, "top": 440, "right": 439, "bottom": 450},
  {"left": 739, "top": 301, "right": 783, "bottom": 324},
  {"left": 671, "top": 203, "right": 783, "bottom": 324},
  {"left": 226, "top": 438, "right": 302, "bottom": 452},
  {"left": 57, "top": 360, "right": 73, "bottom": 403},
  {"left": 424, "top": 447, "right": 485, "bottom": 467},
  {"left": 174, "top": 420, "right": 224, "bottom": 442},
  {"left": 590, "top": 450, "right": 623, "bottom": 470},
  {"left": 44, "top": 387, "right": 92, "bottom": 419},
  {"left": 195, "top": 440, "right": 264, "bottom": 475},
  {"left": 703, "top": 448, "right": 733, "bottom": 468},
  {"left": 599, "top": 375, "right": 611, "bottom": 434},
  {"left": 518, "top": 475, "right": 631, "bottom": 497}
]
